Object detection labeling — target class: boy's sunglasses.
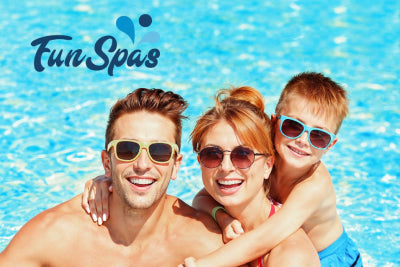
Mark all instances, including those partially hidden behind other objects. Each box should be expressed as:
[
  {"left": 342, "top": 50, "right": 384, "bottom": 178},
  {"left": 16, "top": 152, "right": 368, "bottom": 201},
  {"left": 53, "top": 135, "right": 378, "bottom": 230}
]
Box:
[
  {"left": 198, "top": 146, "right": 266, "bottom": 169},
  {"left": 107, "top": 140, "right": 179, "bottom": 163},
  {"left": 277, "top": 115, "right": 336, "bottom": 150}
]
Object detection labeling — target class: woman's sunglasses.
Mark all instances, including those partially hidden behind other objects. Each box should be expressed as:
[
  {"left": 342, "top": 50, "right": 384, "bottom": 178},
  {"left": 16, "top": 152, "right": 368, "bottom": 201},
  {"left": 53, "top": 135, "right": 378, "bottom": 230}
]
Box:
[
  {"left": 107, "top": 140, "right": 179, "bottom": 163},
  {"left": 277, "top": 114, "right": 336, "bottom": 150},
  {"left": 198, "top": 146, "right": 266, "bottom": 169}
]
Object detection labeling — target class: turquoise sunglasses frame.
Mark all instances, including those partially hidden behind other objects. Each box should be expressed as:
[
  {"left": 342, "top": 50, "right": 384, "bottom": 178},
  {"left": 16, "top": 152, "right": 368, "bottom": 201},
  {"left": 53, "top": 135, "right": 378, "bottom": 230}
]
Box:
[
  {"left": 107, "top": 139, "right": 179, "bottom": 163},
  {"left": 277, "top": 114, "right": 336, "bottom": 150}
]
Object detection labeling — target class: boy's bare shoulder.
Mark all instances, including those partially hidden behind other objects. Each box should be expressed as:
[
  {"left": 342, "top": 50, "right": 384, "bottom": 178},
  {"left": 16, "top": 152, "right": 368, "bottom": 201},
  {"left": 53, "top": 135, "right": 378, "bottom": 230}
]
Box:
[{"left": 304, "top": 162, "right": 333, "bottom": 187}]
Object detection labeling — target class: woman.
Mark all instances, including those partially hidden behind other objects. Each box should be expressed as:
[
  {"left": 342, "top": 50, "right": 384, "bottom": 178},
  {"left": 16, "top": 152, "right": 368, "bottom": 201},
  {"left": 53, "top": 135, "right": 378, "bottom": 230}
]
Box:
[{"left": 82, "top": 86, "right": 319, "bottom": 266}]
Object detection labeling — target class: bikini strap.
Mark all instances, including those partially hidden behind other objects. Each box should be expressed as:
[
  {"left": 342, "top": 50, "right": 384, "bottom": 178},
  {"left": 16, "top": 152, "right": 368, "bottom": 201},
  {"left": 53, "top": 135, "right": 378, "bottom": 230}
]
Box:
[{"left": 268, "top": 203, "right": 275, "bottom": 218}]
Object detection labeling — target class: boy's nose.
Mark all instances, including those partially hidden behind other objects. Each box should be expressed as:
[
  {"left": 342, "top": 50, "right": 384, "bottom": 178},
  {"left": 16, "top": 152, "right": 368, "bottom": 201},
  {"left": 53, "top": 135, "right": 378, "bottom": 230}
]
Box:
[{"left": 296, "top": 130, "right": 309, "bottom": 146}]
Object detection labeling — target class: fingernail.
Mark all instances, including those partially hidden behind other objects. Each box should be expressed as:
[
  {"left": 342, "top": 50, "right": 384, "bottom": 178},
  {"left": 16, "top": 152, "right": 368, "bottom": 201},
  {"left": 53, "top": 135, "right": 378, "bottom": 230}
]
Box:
[
  {"left": 98, "top": 217, "right": 103, "bottom": 225},
  {"left": 92, "top": 214, "right": 97, "bottom": 222},
  {"left": 103, "top": 214, "right": 107, "bottom": 222},
  {"left": 85, "top": 207, "right": 91, "bottom": 214}
]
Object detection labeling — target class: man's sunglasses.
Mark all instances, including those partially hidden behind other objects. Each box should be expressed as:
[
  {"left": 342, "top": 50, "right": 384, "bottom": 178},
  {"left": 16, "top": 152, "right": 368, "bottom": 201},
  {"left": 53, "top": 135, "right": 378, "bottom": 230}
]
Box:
[
  {"left": 277, "top": 114, "right": 336, "bottom": 150},
  {"left": 107, "top": 140, "right": 179, "bottom": 163},
  {"left": 198, "top": 146, "right": 266, "bottom": 169}
]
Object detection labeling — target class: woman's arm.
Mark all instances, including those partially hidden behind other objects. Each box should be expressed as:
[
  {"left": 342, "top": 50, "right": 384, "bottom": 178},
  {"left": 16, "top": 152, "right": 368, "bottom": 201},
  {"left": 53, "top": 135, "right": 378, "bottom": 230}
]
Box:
[
  {"left": 192, "top": 188, "right": 244, "bottom": 243},
  {"left": 81, "top": 175, "right": 112, "bottom": 225}
]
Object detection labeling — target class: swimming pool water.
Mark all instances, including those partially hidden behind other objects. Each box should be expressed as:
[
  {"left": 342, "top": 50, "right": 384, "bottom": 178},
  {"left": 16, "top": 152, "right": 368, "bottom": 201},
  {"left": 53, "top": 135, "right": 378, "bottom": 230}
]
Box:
[{"left": 1, "top": 1, "right": 399, "bottom": 265}]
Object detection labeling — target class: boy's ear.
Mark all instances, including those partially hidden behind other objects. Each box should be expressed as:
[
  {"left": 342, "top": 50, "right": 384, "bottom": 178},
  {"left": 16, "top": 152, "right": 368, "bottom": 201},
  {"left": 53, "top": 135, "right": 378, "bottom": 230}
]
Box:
[
  {"left": 324, "top": 137, "right": 338, "bottom": 154},
  {"left": 101, "top": 150, "right": 112, "bottom": 177},
  {"left": 270, "top": 114, "right": 277, "bottom": 123}
]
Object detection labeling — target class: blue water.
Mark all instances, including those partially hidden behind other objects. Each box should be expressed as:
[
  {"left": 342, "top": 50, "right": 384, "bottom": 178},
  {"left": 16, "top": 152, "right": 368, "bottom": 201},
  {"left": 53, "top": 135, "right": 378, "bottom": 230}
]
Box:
[{"left": 1, "top": 1, "right": 399, "bottom": 265}]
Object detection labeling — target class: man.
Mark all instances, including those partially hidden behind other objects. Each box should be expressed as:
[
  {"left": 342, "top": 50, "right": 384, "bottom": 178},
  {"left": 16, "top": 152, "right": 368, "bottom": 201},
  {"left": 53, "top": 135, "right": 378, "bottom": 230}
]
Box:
[{"left": 0, "top": 88, "right": 223, "bottom": 266}]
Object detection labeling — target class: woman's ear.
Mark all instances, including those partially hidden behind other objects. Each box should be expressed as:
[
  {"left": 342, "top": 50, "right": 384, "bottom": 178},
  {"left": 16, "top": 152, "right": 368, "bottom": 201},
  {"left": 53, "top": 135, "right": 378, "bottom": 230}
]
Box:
[
  {"left": 264, "top": 156, "right": 275, "bottom": 180},
  {"left": 101, "top": 150, "right": 112, "bottom": 177}
]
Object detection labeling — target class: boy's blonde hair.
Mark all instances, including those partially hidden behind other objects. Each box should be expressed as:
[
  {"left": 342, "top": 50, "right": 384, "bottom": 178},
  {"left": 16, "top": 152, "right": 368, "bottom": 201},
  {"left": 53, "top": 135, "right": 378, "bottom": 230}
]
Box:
[{"left": 275, "top": 72, "right": 349, "bottom": 134}]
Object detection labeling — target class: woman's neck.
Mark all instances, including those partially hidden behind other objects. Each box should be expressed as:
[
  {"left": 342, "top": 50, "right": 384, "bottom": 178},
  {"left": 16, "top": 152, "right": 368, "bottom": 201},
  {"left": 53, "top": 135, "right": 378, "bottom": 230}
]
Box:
[{"left": 226, "top": 193, "right": 271, "bottom": 231}]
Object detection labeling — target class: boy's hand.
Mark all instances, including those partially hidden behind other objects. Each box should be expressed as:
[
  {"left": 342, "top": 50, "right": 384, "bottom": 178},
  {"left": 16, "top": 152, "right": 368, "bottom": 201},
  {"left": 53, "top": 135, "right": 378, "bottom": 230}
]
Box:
[
  {"left": 179, "top": 257, "right": 197, "bottom": 267},
  {"left": 216, "top": 210, "right": 244, "bottom": 243},
  {"left": 81, "top": 175, "right": 112, "bottom": 225}
]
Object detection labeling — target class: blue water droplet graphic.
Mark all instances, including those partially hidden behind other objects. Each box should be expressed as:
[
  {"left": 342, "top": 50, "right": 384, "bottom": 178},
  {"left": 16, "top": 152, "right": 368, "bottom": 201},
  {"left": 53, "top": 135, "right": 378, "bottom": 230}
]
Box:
[
  {"left": 138, "top": 31, "right": 160, "bottom": 44},
  {"left": 116, "top": 16, "right": 135, "bottom": 45}
]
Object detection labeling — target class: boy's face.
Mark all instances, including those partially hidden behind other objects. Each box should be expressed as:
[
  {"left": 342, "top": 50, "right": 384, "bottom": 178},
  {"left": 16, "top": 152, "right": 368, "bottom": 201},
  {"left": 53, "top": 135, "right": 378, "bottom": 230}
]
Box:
[{"left": 273, "top": 95, "right": 338, "bottom": 169}]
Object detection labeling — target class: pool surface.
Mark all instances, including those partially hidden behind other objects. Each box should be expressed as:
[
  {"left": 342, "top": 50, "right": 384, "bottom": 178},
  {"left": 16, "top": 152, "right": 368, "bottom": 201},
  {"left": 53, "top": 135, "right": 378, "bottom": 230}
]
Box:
[{"left": 1, "top": 1, "right": 399, "bottom": 266}]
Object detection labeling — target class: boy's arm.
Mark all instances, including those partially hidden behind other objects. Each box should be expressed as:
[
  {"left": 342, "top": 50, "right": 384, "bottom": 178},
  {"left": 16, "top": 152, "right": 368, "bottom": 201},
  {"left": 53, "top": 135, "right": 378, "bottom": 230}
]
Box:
[{"left": 193, "top": 174, "right": 328, "bottom": 267}]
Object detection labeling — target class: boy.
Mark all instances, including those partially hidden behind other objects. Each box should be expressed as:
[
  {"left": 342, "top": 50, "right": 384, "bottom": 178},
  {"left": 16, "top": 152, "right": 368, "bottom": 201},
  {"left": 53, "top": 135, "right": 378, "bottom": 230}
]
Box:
[{"left": 187, "top": 72, "right": 362, "bottom": 266}]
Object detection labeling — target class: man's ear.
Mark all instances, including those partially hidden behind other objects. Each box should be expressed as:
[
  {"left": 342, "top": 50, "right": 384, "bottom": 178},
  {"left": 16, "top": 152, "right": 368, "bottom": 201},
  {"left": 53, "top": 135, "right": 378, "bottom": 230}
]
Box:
[
  {"left": 101, "top": 150, "right": 112, "bottom": 177},
  {"left": 171, "top": 153, "right": 183, "bottom": 181}
]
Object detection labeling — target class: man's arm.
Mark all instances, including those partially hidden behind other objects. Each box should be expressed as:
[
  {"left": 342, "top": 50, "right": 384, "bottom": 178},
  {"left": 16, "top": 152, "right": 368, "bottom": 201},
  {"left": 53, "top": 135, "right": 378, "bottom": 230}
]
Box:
[{"left": 192, "top": 174, "right": 329, "bottom": 267}]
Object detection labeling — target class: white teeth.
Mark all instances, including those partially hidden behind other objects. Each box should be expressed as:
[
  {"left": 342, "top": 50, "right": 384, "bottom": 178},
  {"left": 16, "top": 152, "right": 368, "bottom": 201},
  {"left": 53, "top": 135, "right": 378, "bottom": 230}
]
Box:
[
  {"left": 218, "top": 179, "right": 242, "bottom": 185},
  {"left": 128, "top": 178, "right": 154, "bottom": 185},
  {"left": 291, "top": 147, "right": 308, "bottom": 155}
]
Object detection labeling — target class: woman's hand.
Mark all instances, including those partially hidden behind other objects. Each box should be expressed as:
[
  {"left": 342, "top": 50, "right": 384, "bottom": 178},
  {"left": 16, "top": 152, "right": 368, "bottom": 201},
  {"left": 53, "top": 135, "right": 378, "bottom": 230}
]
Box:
[
  {"left": 81, "top": 175, "right": 112, "bottom": 225},
  {"left": 216, "top": 211, "right": 244, "bottom": 243}
]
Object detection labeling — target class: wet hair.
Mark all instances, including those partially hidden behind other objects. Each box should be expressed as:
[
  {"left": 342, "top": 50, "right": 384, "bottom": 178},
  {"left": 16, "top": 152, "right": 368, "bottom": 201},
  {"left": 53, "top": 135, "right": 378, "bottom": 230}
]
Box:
[
  {"left": 191, "top": 86, "right": 274, "bottom": 191},
  {"left": 105, "top": 88, "right": 188, "bottom": 150},
  {"left": 275, "top": 72, "right": 349, "bottom": 134}
]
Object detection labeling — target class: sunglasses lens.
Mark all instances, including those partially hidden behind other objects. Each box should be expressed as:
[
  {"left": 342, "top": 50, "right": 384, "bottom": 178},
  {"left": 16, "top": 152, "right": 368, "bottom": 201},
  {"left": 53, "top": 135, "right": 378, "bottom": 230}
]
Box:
[
  {"left": 231, "top": 147, "right": 255, "bottom": 169},
  {"left": 199, "top": 147, "right": 223, "bottom": 168},
  {"left": 149, "top": 143, "right": 174, "bottom": 162},
  {"left": 116, "top": 141, "right": 140, "bottom": 161},
  {"left": 281, "top": 119, "right": 304, "bottom": 138},
  {"left": 310, "top": 130, "right": 332, "bottom": 149}
]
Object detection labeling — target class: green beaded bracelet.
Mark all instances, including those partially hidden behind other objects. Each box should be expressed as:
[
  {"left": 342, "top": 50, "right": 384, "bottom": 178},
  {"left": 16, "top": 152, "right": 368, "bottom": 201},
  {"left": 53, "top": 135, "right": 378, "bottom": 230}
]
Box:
[{"left": 211, "top": 206, "right": 226, "bottom": 222}]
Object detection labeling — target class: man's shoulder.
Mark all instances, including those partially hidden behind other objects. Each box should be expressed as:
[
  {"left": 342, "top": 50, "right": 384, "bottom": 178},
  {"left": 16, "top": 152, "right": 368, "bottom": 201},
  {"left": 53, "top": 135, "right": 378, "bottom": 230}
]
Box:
[
  {"left": 168, "top": 195, "right": 221, "bottom": 231},
  {"left": 166, "top": 196, "right": 223, "bottom": 254},
  {"left": 29, "top": 194, "right": 86, "bottom": 231},
  {"left": 0, "top": 194, "right": 89, "bottom": 264}
]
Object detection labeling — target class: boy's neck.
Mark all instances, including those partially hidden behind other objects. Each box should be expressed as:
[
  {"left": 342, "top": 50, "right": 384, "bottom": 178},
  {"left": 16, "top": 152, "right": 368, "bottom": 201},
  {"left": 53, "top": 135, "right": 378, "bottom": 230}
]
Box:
[{"left": 270, "top": 157, "right": 320, "bottom": 203}]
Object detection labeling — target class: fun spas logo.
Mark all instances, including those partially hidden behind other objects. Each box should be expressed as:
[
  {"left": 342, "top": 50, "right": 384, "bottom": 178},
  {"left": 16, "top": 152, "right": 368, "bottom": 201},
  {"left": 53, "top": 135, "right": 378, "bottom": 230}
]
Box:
[{"left": 31, "top": 14, "right": 160, "bottom": 76}]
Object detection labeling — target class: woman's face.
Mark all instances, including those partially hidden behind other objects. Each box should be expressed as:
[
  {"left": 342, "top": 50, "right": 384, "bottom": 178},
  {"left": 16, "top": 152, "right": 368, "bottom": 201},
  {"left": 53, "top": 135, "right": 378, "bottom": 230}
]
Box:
[{"left": 198, "top": 120, "right": 273, "bottom": 208}]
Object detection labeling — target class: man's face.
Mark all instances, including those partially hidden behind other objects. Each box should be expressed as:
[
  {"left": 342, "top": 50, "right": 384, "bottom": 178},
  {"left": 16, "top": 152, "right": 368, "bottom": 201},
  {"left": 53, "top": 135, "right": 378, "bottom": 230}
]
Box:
[{"left": 103, "top": 111, "right": 182, "bottom": 210}]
